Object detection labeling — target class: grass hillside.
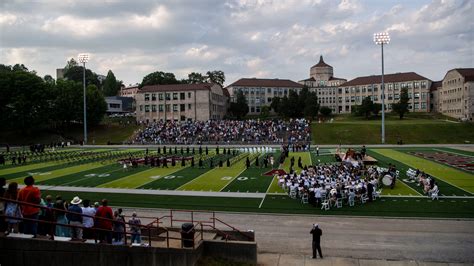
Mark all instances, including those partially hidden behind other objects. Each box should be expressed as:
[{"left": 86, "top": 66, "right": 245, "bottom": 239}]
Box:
[{"left": 312, "top": 114, "right": 474, "bottom": 144}]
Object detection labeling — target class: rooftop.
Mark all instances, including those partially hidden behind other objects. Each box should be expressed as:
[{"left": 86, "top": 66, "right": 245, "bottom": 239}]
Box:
[
  {"left": 455, "top": 68, "right": 474, "bottom": 82},
  {"left": 342, "top": 72, "right": 430, "bottom": 87},
  {"left": 140, "top": 83, "right": 214, "bottom": 93},
  {"left": 311, "top": 55, "right": 332, "bottom": 68},
  {"left": 226, "top": 78, "right": 304, "bottom": 88}
]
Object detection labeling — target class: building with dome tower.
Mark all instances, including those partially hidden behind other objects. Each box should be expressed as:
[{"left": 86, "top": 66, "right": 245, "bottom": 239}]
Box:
[{"left": 299, "top": 55, "right": 347, "bottom": 113}]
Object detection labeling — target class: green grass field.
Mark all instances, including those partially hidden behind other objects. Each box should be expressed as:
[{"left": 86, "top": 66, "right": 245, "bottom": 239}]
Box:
[
  {"left": 1, "top": 146, "right": 473, "bottom": 218},
  {"left": 312, "top": 114, "right": 474, "bottom": 144}
]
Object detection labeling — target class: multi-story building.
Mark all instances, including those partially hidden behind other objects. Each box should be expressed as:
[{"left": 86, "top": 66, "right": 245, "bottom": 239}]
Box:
[
  {"left": 105, "top": 96, "right": 134, "bottom": 114},
  {"left": 437, "top": 68, "right": 474, "bottom": 121},
  {"left": 136, "top": 83, "right": 228, "bottom": 122},
  {"left": 338, "top": 72, "right": 432, "bottom": 114},
  {"left": 120, "top": 85, "right": 139, "bottom": 98},
  {"left": 430, "top": 81, "right": 442, "bottom": 113},
  {"left": 226, "top": 78, "right": 303, "bottom": 115},
  {"left": 299, "top": 56, "right": 347, "bottom": 113}
]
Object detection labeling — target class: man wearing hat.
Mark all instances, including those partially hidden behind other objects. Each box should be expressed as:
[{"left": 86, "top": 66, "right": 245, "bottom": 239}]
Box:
[
  {"left": 310, "top": 224, "right": 323, "bottom": 259},
  {"left": 67, "top": 196, "right": 83, "bottom": 240}
]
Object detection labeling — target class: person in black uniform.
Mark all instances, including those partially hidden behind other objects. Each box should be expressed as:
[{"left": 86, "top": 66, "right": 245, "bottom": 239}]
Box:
[
  {"left": 198, "top": 158, "right": 203, "bottom": 168},
  {"left": 367, "top": 181, "right": 374, "bottom": 202},
  {"left": 163, "top": 146, "right": 167, "bottom": 154},
  {"left": 162, "top": 157, "right": 168, "bottom": 168},
  {"left": 246, "top": 157, "right": 250, "bottom": 168},
  {"left": 205, "top": 147, "right": 208, "bottom": 155},
  {"left": 181, "top": 157, "right": 185, "bottom": 167},
  {"left": 191, "top": 157, "right": 195, "bottom": 167},
  {"left": 226, "top": 158, "right": 230, "bottom": 167},
  {"left": 199, "top": 146, "right": 202, "bottom": 155},
  {"left": 310, "top": 224, "right": 323, "bottom": 259},
  {"left": 210, "top": 158, "right": 214, "bottom": 168}
]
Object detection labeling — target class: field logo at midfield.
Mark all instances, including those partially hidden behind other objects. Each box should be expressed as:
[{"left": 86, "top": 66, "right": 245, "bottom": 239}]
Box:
[
  {"left": 84, "top": 173, "right": 110, "bottom": 177},
  {"left": 28, "top": 172, "right": 52, "bottom": 176},
  {"left": 221, "top": 176, "right": 233, "bottom": 180}
]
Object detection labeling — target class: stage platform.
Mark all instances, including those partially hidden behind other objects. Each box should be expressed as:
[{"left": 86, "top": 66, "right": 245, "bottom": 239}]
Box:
[{"left": 337, "top": 153, "right": 378, "bottom": 165}]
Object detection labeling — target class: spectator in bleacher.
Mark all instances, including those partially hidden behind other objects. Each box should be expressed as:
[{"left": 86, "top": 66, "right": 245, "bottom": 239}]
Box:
[
  {"left": 81, "top": 199, "right": 96, "bottom": 239},
  {"left": 54, "top": 196, "right": 69, "bottom": 237},
  {"left": 18, "top": 176, "right": 41, "bottom": 237},
  {"left": 67, "top": 196, "right": 83, "bottom": 240},
  {"left": 95, "top": 199, "right": 113, "bottom": 244},
  {"left": 128, "top": 212, "right": 142, "bottom": 244},
  {"left": 3, "top": 182, "right": 21, "bottom": 234},
  {"left": 113, "top": 208, "right": 125, "bottom": 243},
  {"left": 37, "top": 195, "right": 54, "bottom": 236}
]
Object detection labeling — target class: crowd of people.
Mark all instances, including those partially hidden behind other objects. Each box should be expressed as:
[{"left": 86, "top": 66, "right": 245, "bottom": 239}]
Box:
[
  {"left": 133, "top": 119, "right": 311, "bottom": 145},
  {"left": 277, "top": 162, "right": 397, "bottom": 208},
  {"left": 0, "top": 176, "right": 143, "bottom": 244}
]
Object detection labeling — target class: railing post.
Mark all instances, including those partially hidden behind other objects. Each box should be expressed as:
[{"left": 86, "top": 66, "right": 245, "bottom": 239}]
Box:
[
  {"left": 191, "top": 211, "right": 194, "bottom": 224},
  {"left": 123, "top": 221, "right": 127, "bottom": 245},
  {"left": 148, "top": 225, "right": 152, "bottom": 247},
  {"left": 166, "top": 231, "right": 169, "bottom": 248},
  {"left": 201, "top": 223, "right": 203, "bottom": 241},
  {"left": 213, "top": 212, "right": 215, "bottom": 228},
  {"left": 170, "top": 209, "right": 173, "bottom": 228}
]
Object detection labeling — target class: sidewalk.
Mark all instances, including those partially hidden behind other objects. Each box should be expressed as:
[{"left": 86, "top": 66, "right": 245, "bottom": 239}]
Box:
[{"left": 258, "top": 253, "right": 471, "bottom": 266}]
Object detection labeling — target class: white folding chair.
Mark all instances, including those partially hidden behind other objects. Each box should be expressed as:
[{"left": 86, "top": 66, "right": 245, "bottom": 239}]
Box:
[
  {"left": 361, "top": 194, "right": 369, "bottom": 204},
  {"left": 301, "top": 193, "right": 309, "bottom": 204},
  {"left": 321, "top": 200, "right": 330, "bottom": 211},
  {"left": 336, "top": 198, "right": 343, "bottom": 208},
  {"left": 348, "top": 196, "right": 355, "bottom": 207},
  {"left": 289, "top": 189, "right": 297, "bottom": 199},
  {"left": 430, "top": 189, "right": 439, "bottom": 200}
]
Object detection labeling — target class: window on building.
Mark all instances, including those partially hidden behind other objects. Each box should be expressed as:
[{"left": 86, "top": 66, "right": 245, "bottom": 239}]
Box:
[
  {"left": 374, "top": 95, "right": 378, "bottom": 101},
  {"left": 394, "top": 94, "right": 400, "bottom": 100},
  {"left": 414, "top": 82, "right": 419, "bottom": 89},
  {"left": 338, "top": 88, "right": 342, "bottom": 94},
  {"left": 180, "top": 104, "right": 185, "bottom": 112},
  {"left": 345, "top": 88, "right": 349, "bottom": 93},
  {"left": 109, "top": 103, "right": 121, "bottom": 108},
  {"left": 173, "top": 93, "right": 178, "bottom": 100},
  {"left": 388, "top": 94, "right": 393, "bottom": 100},
  {"left": 165, "top": 104, "right": 170, "bottom": 112},
  {"left": 414, "top": 103, "right": 419, "bottom": 110},
  {"left": 421, "top": 102, "right": 427, "bottom": 109},
  {"left": 188, "top": 92, "right": 192, "bottom": 98},
  {"left": 173, "top": 104, "right": 178, "bottom": 112},
  {"left": 151, "top": 105, "right": 157, "bottom": 112},
  {"left": 145, "top": 105, "right": 150, "bottom": 112},
  {"left": 144, "top": 94, "right": 150, "bottom": 101},
  {"left": 388, "top": 84, "right": 393, "bottom": 91},
  {"left": 159, "top": 93, "right": 164, "bottom": 101},
  {"left": 165, "top": 93, "right": 170, "bottom": 100},
  {"left": 356, "top": 87, "right": 360, "bottom": 93},
  {"left": 414, "top": 92, "right": 420, "bottom": 99},
  {"left": 362, "top": 87, "right": 366, "bottom": 93},
  {"left": 139, "top": 105, "right": 143, "bottom": 112},
  {"left": 351, "top": 96, "right": 355, "bottom": 102},
  {"left": 188, "top": 104, "right": 192, "bottom": 110},
  {"left": 151, "top": 93, "right": 156, "bottom": 101},
  {"left": 395, "top": 83, "right": 399, "bottom": 90},
  {"left": 180, "top": 93, "right": 185, "bottom": 100},
  {"left": 159, "top": 104, "right": 164, "bottom": 112},
  {"left": 408, "top": 93, "right": 412, "bottom": 99},
  {"left": 421, "top": 81, "right": 427, "bottom": 88}
]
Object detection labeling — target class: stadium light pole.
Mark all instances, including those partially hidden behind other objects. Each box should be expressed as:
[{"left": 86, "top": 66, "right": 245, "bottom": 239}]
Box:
[
  {"left": 374, "top": 32, "right": 390, "bottom": 144},
  {"left": 78, "top": 53, "right": 90, "bottom": 145}
]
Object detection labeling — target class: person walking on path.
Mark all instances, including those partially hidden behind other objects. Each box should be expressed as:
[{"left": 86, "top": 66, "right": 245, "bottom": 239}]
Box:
[{"left": 310, "top": 224, "right": 323, "bottom": 259}]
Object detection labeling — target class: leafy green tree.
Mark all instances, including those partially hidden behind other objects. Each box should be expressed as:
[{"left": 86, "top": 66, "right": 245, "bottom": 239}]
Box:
[
  {"left": 259, "top": 105, "right": 271, "bottom": 119},
  {"left": 64, "top": 58, "right": 78, "bottom": 71},
  {"left": 0, "top": 65, "right": 51, "bottom": 131},
  {"left": 319, "top": 106, "right": 332, "bottom": 117},
  {"left": 103, "top": 70, "right": 120, "bottom": 96},
  {"left": 206, "top": 70, "right": 225, "bottom": 87},
  {"left": 228, "top": 91, "right": 248, "bottom": 119},
  {"left": 51, "top": 79, "right": 83, "bottom": 127},
  {"left": 270, "top": 97, "right": 281, "bottom": 114},
  {"left": 85, "top": 84, "right": 107, "bottom": 126},
  {"left": 303, "top": 92, "right": 319, "bottom": 120},
  {"left": 286, "top": 90, "right": 302, "bottom": 118},
  {"left": 64, "top": 65, "right": 101, "bottom": 88},
  {"left": 187, "top": 72, "right": 207, "bottom": 84},
  {"left": 372, "top": 103, "right": 382, "bottom": 116},
  {"left": 44, "top": 75, "right": 55, "bottom": 85},
  {"left": 392, "top": 88, "right": 410, "bottom": 119},
  {"left": 140, "top": 71, "right": 180, "bottom": 87},
  {"left": 356, "top": 96, "right": 374, "bottom": 119}
]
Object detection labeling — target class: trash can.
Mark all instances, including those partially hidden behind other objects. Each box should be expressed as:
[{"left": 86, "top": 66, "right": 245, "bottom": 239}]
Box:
[{"left": 181, "top": 223, "right": 195, "bottom": 248}]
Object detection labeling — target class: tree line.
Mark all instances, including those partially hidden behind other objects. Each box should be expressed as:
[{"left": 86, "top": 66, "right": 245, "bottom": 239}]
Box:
[
  {"left": 0, "top": 63, "right": 107, "bottom": 135},
  {"left": 352, "top": 88, "right": 410, "bottom": 119}
]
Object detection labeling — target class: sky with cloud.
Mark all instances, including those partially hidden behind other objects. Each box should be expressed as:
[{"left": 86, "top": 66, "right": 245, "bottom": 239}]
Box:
[{"left": 0, "top": 0, "right": 472, "bottom": 86}]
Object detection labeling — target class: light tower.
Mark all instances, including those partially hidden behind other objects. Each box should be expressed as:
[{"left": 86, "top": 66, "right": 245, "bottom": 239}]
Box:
[
  {"left": 78, "top": 53, "right": 90, "bottom": 144},
  {"left": 373, "top": 32, "right": 390, "bottom": 144}
]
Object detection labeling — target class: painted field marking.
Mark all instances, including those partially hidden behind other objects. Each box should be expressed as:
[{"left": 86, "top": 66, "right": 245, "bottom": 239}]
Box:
[
  {"left": 61, "top": 167, "right": 123, "bottom": 186},
  {"left": 218, "top": 154, "right": 263, "bottom": 192},
  {"left": 134, "top": 167, "right": 185, "bottom": 189},
  {"left": 433, "top": 148, "right": 474, "bottom": 158}
]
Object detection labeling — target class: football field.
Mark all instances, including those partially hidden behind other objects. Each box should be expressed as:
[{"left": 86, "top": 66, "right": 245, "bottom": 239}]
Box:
[{"left": 1, "top": 146, "right": 473, "bottom": 218}]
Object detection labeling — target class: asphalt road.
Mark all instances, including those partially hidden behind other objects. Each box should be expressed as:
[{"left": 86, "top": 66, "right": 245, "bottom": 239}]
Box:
[{"left": 122, "top": 208, "right": 474, "bottom": 263}]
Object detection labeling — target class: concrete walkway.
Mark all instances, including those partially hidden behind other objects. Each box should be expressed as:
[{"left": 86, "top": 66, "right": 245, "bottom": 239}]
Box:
[
  {"left": 120, "top": 208, "right": 474, "bottom": 264},
  {"left": 258, "top": 254, "right": 472, "bottom": 266}
]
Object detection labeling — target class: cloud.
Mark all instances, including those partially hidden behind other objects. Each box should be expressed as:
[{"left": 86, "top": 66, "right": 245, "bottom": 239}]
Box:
[{"left": 0, "top": 0, "right": 472, "bottom": 85}]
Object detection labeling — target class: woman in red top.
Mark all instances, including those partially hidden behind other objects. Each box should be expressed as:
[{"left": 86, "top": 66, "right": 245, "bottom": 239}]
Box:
[
  {"left": 17, "top": 176, "right": 41, "bottom": 236},
  {"left": 95, "top": 199, "right": 113, "bottom": 244}
]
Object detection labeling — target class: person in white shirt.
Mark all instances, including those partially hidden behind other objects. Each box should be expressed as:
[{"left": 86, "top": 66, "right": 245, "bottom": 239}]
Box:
[{"left": 81, "top": 199, "right": 96, "bottom": 239}]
